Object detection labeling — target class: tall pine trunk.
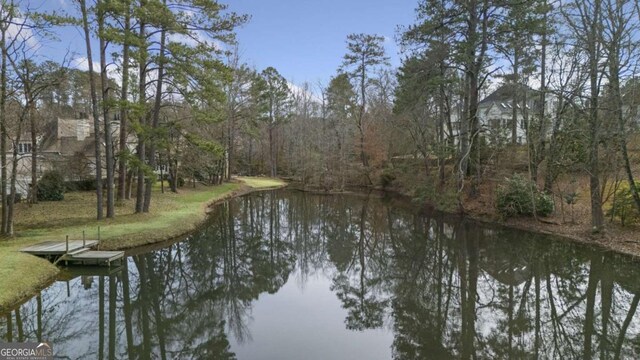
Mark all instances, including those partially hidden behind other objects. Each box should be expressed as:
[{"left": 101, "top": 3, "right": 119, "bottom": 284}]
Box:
[
  {"left": 536, "top": 5, "right": 548, "bottom": 185},
  {"left": 135, "top": 9, "right": 147, "bottom": 214},
  {"left": 80, "top": 0, "right": 103, "bottom": 220},
  {"left": 99, "top": 3, "right": 115, "bottom": 218},
  {"left": 118, "top": 0, "right": 131, "bottom": 201},
  {"left": 143, "top": 25, "right": 166, "bottom": 213},
  {"left": 1, "top": 24, "right": 8, "bottom": 234},
  {"left": 7, "top": 128, "right": 22, "bottom": 235}
]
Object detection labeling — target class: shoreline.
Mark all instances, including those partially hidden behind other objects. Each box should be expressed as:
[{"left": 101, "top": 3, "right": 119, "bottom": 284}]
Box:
[
  {"left": 0, "top": 177, "right": 287, "bottom": 314},
  {"left": 291, "top": 182, "right": 640, "bottom": 261},
  {"left": 4, "top": 179, "right": 638, "bottom": 314},
  {"left": 472, "top": 213, "right": 640, "bottom": 261}
]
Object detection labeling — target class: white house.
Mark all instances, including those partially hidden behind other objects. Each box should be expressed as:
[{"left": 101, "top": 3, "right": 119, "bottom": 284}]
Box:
[{"left": 449, "top": 84, "right": 557, "bottom": 145}]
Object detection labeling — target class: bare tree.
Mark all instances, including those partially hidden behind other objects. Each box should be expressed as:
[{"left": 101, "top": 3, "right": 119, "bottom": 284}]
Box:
[{"left": 562, "top": 0, "right": 606, "bottom": 231}]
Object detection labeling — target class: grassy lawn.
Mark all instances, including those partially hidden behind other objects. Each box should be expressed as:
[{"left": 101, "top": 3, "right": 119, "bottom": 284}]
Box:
[{"left": 0, "top": 176, "right": 286, "bottom": 312}]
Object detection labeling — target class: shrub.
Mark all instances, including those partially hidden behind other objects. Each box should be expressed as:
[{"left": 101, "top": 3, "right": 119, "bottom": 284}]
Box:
[
  {"left": 379, "top": 169, "right": 396, "bottom": 189},
  {"left": 6, "top": 193, "right": 21, "bottom": 205},
  {"left": 606, "top": 182, "right": 640, "bottom": 226},
  {"left": 65, "top": 179, "right": 96, "bottom": 192},
  {"left": 496, "top": 174, "right": 554, "bottom": 218},
  {"left": 37, "top": 170, "right": 65, "bottom": 201}
]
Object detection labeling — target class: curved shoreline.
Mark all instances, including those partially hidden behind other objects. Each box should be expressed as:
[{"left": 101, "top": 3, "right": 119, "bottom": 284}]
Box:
[
  {"left": 468, "top": 213, "right": 640, "bottom": 261},
  {"left": 4, "top": 180, "right": 637, "bottom": 314},
  {"left": 291, "top": 183, "right": 640, "bottom": 261},
  {"left": 0, "top": 178, "right": 286, "bottom": 314}
]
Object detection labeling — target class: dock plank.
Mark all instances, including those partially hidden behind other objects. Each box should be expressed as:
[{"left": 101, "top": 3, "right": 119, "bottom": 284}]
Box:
[
  {"left": 21, "top": 240, "right": 99, "bottom": 255},
  {"left": 21, "top": 240, "right": 125, "bottom": 267},
  {"left": 60, "top": 250, "right": 125, "bottom": 267},
  {"left": 70, "top": 251, "right": 124, "bottom": 261}
]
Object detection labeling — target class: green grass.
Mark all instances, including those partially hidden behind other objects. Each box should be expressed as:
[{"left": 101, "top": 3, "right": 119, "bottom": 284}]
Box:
[
  {"left": 0, "top": 250, "right": 56, "bottom": 313},
  {"left": 0, "top": 176, "right": 285, "bottom": 312},
  {"left": 9, "top": 183, "right": 241, "bottom": 249}
]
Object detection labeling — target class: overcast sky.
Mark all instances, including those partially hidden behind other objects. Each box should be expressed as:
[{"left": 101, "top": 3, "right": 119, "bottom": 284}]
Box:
[{"left": 33, "top": 0, "right": 417, "bottom": 88}]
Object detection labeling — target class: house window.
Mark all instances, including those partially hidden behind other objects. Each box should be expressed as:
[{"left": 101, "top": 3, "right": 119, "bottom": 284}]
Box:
[{"left": 18, "top": 143, "right": 32, "bottom": 154}]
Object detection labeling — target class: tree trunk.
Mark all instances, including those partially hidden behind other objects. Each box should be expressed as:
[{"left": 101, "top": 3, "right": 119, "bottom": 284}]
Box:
[
  {"left": 613, "top": 294, "right": 639, "bottom": 360},
  {"left": 438, "top": 61, "right": 447, "bottom": 185},
  {"left": 358, "top": 54, "right": 368, "bottom": 169},
  {"left": 99, "top": 4, "right": 115, "bottom": 218},
  {"left": 29, "top": 98, "right": 37, "bottom": 204},
  {"left": 511, "top": 51, "right": 519, "bottom": 145},
  {"left": 121, "top": 260, "right": 135, "bottom": 359},
  {"left": 544, "top": 96, "right": 563, "bottom": 192},
  {"left": 607, "top": 10, "right": 640, "bottom": 216},
  {"left": 269, "top": 126, "right": 276, "bottom": 177},
  {"left": 143, "top": 24, "right": 167, "bottom": 213},
  {"left": 80, "top": 0, "right": 103, "bottom": 220},
  {"left": 457, "top": 0, "right": 479, "bottom": 201},
  {"left": 1, "top": 25, "right": 9, "bottom": 234},
  {"left": 587, "top": 0, "right": 604, "bottom": 232},
  {"left": 535, "top": 5, "right": 548, "bottom": 185},
  {"left": 7, "top": 110, "right": 26, "bottom": 235},
  {"left": 117, "top": 1, "right": 131, "bottom": 201},
  {"left": 135, "top": 11, "right": 147, "bottom": 214},
  {"left": 7, "top": 137, "right": 20, "bottom": 235},
  {"left": 125, "top": 168, "right": 133, "bottom": 199},
  {"left": 168, "top": 154, "right": 177, "bottom": 193},
  {"left": 583, "top": 254, "right": 602, "bottom": 360}
]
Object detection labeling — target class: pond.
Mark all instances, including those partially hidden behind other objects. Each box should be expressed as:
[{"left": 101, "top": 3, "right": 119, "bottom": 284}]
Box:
[{"left": 1, "top": 190, "right": 640, "bottom": 359}]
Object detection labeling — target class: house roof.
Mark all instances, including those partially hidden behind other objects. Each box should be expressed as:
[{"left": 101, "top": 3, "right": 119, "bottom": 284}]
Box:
[
  {"left": 40, "top": 118, "right": 96, "bottom": 156},
  {"left": 479, "top": 83, "right": 539, "bottom": 106}
]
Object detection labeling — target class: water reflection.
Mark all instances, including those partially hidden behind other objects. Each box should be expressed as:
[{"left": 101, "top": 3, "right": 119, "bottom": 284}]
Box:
[{"left": 1, "top": 190, "right": 639, "bottom": 359}]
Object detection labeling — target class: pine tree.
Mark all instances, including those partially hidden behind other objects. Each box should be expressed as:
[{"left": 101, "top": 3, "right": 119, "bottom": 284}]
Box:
[{"left": 341, "top": 33, "right": 388, "bottom": 178}]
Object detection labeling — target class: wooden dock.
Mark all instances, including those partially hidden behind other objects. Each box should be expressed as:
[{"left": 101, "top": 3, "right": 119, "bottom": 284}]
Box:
[
  {"left": 58, "top": 265, "right": 124, "bottom": 281},
  {"left": 58, "top": 250, "right": 125, "bottom": 267},
  {"left": 20, "top": 240, "right": 124, "bottom": 267},
  {"left": 21, "top": 240, "right": 99, "bottom": 255}
]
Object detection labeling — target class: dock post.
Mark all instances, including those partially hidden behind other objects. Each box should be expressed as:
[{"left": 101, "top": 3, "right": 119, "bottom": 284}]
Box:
[
  {"left": 98, "top": 226, "right": 101, "bottom": 242},
  {"left": 66, "top": 235, "right": 69, "bottom": 254},
  {"left": 83, "top": 230, "right": 86, "bottom": 247}
]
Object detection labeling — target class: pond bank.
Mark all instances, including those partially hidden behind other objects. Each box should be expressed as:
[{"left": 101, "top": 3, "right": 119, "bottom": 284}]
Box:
[
  {"left": 289, "top": 181, "right": 640, "bottom": 261},
  {"left": 0, "top": 177, "right": 286, "bottom": 313}
]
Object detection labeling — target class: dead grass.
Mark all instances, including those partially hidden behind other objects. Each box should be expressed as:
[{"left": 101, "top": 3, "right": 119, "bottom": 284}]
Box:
[
  {"left": 0, "top": 176, "right": 285, "bottom": 312},
  {"left": 235, "top": 176, "right": 287, "bottom": 189}
]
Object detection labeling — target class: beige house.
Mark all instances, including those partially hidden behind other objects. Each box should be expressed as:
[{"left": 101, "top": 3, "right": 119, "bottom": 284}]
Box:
[{"left": 9, "top": 115, "right": 128, "bottom": 196}]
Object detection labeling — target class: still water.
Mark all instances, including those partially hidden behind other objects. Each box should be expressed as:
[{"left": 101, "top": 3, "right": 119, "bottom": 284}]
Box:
[{"left": 2, "top": 190, "right": 640, "bottom": 359}]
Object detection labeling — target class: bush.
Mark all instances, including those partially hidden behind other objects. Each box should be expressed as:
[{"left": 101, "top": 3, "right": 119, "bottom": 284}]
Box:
[
  {"left": 496, "top": 174, "right": 554, "bottom": 218},
  {"left": 6, "top": 193, "right": 21, "bottom": 205},
  {"left": 379, "top": 169, "right": 396, "bottom": 189},
  {"left": 37, "top": 170, "right": 65, "bottom": 201},
  {"left": 607, "top": 182, "right": 640, "bottom": 226},
  {"left": 65, "top": 179, "right": 96, "bottom": 192}
]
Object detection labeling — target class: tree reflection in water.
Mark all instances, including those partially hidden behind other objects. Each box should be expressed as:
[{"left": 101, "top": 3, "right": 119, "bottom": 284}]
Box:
[{"left": 1, "top": 190, "right": 639, "bottom": 359}]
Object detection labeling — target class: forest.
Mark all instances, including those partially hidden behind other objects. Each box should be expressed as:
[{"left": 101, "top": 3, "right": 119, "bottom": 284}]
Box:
[{"left": 1, "top": 0, "right": 640, "bottom": 240}]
